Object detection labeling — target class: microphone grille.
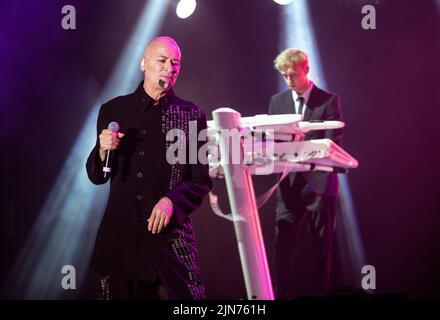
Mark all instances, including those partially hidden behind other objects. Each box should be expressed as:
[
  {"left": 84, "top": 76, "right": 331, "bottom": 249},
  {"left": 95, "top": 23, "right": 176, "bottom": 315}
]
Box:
[{"left": 108, "top": 121, "right": 120, "bottom": 132}]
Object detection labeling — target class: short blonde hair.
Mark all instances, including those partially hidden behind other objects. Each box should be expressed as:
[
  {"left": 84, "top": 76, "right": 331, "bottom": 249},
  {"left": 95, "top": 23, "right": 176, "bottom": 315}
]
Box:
[{"left": 274, "top": 48, "right": 308, "bottom": 72}]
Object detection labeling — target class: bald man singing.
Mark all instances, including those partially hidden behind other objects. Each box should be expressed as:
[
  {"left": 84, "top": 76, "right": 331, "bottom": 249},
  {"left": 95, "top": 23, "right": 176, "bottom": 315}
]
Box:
[{"left": 86, "top": 37, "right": 212, "bottom": 300}]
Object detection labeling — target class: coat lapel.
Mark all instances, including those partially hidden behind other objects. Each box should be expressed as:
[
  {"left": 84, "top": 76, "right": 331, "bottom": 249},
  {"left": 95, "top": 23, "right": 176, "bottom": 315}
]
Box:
[
  {"left": 303, "top": 85, "right": 320, "bottom": 121},
  {"left": 284, "top": 90, "right": 295, "bottom": 114}
]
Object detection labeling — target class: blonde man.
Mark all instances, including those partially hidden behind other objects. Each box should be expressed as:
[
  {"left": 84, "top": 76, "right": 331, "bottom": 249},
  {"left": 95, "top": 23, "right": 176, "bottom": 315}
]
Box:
[{"left": 268, "top": 48, "right": 344, "bottom": 299}]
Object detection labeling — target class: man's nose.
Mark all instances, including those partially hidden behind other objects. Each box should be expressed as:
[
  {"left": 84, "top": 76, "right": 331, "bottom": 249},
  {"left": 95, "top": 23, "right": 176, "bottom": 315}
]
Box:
[{"left": 164, "top": 60, "right": 175, "bottom": 73}]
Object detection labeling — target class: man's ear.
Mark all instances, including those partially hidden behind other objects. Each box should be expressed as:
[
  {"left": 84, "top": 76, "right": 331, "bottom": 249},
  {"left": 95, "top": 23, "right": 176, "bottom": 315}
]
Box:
[
  {"left": 140, "top": 57, "right": 146, "bottom": 71},
  {"left": 304, "top": 64, "right": 310, "bottom": 74}
]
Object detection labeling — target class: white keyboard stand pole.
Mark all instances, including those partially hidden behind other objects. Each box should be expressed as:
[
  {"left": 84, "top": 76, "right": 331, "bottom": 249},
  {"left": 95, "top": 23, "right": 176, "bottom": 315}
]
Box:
[{"left": 213, "top": 108, "right": 274, "bottom": 300}]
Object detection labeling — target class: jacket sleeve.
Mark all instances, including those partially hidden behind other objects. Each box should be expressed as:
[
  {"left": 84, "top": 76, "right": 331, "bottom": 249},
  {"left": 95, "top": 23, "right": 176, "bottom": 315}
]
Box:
[
  {"left": 324, "top": 95, "right": 344, "bottom": 146},
  {"left": 166, "top": 110, "right": 213, "bottom": 225},
  {"left": 86, "top": 104, "right": 110, "bottom": 185}
]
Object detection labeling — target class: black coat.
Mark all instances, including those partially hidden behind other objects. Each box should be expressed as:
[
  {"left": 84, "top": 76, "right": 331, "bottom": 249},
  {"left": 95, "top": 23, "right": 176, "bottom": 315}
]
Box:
[
  {"left": 86, "top": 83, "right": 212, "bottom": 281},
  {"left": 268, "top": 84, "right": 344, "bottom": 197}
]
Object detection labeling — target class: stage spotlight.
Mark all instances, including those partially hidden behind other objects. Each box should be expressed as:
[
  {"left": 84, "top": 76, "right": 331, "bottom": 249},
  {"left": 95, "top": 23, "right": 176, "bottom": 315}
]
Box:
[
  {"left": 3, "top": 0, "right": 170, "bottom": 299},
  {"left": 273, "top": 0, "right": 293, "bottom": 5},
  {"left": 176, "top": 0, "right": 196, "bottom": 19}
]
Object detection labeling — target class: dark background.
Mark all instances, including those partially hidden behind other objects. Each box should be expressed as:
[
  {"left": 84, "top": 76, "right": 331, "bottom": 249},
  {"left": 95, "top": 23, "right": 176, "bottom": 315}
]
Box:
[{"left": 1, "top": 0, "right": 439, "bottom": 299}]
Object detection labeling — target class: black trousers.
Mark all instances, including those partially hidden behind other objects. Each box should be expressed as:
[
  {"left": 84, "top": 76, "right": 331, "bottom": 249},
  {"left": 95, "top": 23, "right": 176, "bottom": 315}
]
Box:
[
  {"left": 274, "top": 173, "right": 336, "bottom": 299},
  {"left": 99, "top": 265, "right": 206, "bottom": 300},
  {"left": 98, "top": 235, "right": 206, "bottom": 300},
  {"left": 99, "top": 276, "right": 168, "bottom": 300}
]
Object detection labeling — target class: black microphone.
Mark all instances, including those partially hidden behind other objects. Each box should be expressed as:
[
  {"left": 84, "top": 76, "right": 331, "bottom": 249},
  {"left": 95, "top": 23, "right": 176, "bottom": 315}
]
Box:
[
  {"left": 158, "top": 79, "right": 169, "bottom": 89},
  {"left": 103, "top": 121, "right": 120, "bottom": 178}
]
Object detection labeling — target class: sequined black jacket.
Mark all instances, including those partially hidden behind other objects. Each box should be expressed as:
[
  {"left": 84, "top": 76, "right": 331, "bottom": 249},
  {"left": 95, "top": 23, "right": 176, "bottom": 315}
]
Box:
[{"left": 86, "top": 82, "right": 212, "bottom": 283}]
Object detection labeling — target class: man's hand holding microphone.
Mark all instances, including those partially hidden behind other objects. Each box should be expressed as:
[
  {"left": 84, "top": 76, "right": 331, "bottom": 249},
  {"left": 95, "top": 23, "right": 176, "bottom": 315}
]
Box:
[
  {"left": 99, "top": 122, "right": 124, "bottom": 176},
  {"left": 98, "top": 121, "right": 173, "bottom": 234}
]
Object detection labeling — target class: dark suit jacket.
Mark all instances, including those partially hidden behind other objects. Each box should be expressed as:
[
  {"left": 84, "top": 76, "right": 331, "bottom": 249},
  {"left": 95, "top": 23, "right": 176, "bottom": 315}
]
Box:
[{"left": 268, "top": 84, "right": 344, "bottom": 198}]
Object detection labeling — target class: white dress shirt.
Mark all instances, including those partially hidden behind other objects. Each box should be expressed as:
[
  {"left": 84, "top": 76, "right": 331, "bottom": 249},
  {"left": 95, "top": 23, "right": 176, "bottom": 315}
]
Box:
[{"left": 291, "top": 81, "right": 314, "bottom": 115}]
